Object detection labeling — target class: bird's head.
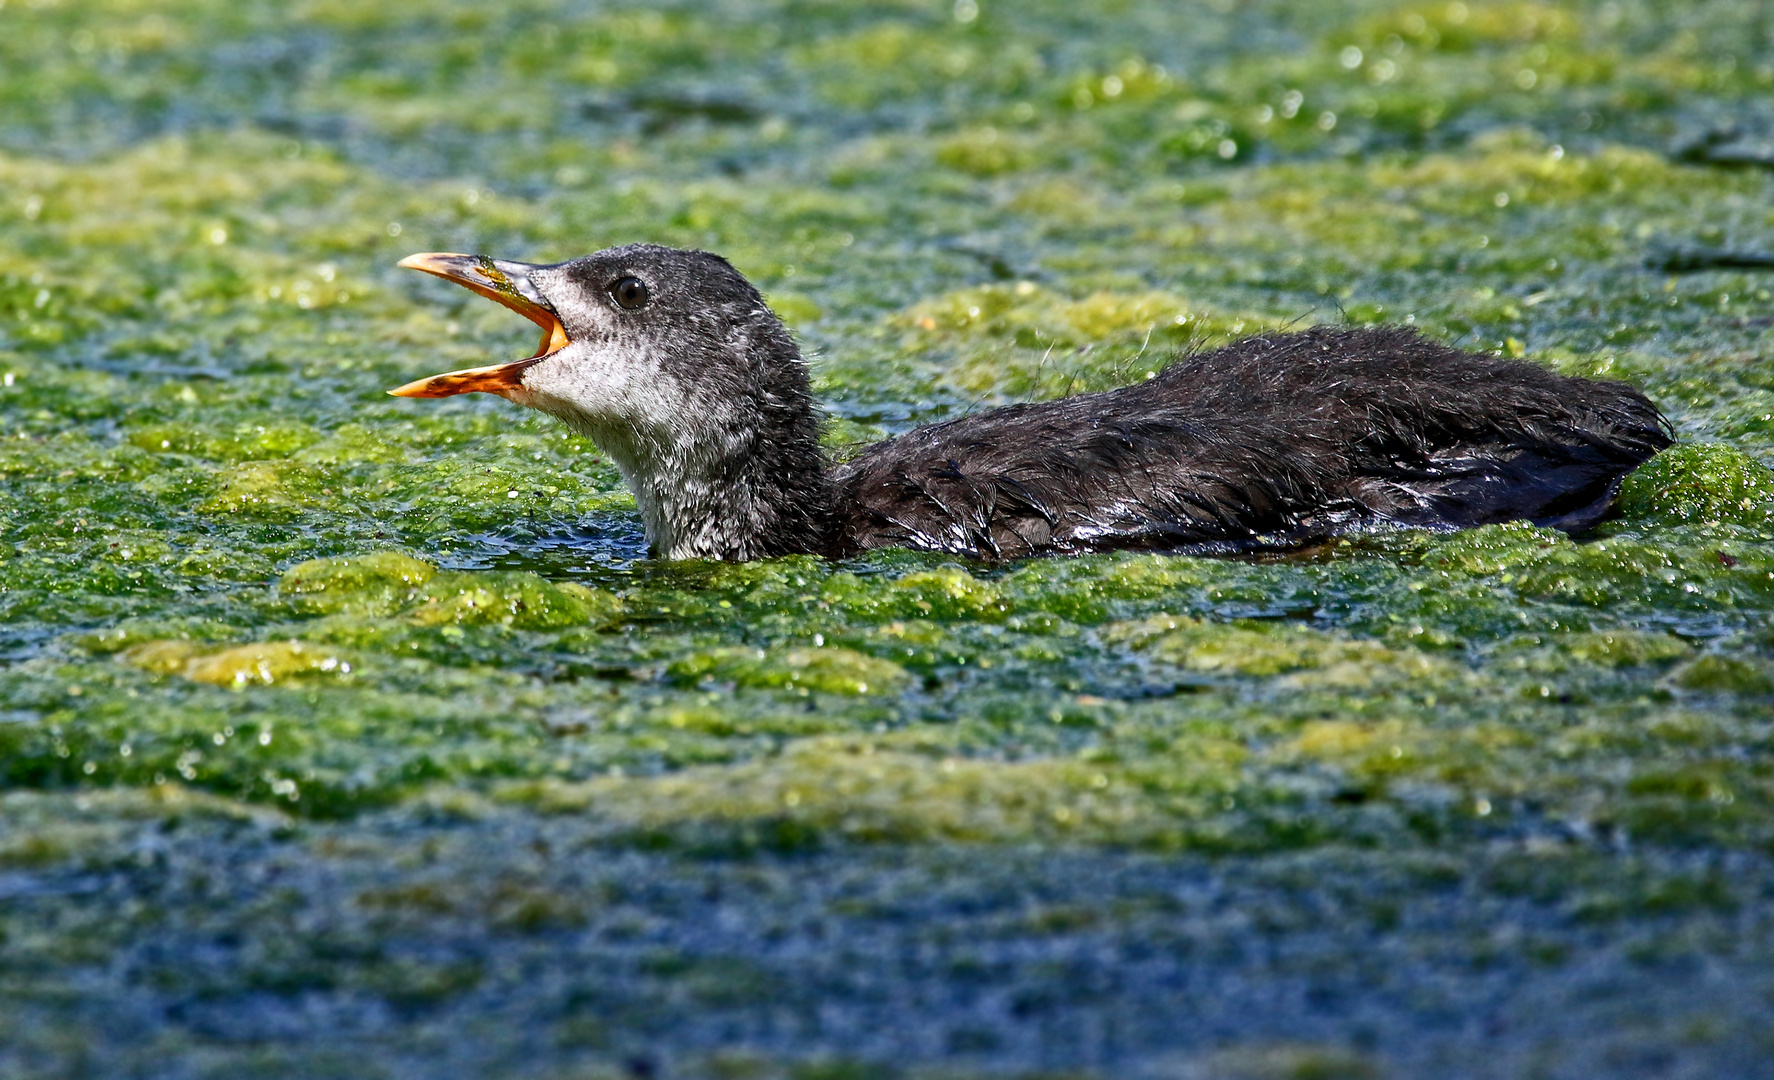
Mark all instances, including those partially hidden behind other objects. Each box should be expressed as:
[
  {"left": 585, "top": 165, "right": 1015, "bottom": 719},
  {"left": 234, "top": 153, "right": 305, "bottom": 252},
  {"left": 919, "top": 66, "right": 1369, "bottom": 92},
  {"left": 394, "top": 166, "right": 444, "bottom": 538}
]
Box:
[
  {"left": 392, "top": 243, "right": 790, "bottom": 433},
  {"left": 391, "top": 243, "right": 828, "bottom": 559}
]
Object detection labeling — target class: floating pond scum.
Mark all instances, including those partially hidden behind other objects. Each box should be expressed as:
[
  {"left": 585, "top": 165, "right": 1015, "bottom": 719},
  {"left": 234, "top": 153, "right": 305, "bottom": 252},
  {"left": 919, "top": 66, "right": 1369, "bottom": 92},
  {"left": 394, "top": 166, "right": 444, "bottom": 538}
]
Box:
[{"left": 2, "top": 1, "right": 1774, "bottom": 1077}]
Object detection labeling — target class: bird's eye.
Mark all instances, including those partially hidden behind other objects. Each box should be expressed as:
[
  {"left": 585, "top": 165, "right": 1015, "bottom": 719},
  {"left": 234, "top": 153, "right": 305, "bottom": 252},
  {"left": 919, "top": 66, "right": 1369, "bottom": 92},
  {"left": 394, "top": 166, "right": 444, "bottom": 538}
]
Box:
[{"left": 611, "top": 277, "right": 649, "bottom": 310}]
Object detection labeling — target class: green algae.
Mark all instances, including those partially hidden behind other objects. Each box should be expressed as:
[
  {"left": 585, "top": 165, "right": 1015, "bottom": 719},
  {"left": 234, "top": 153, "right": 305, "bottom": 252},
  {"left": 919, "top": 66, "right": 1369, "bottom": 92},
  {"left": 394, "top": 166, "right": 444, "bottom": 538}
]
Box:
[
  {"left": 1552, "top": 628, "right": 1692, "bottom": 667},
  {"left": 1102, "top": 613, "right": 1443, "bottom": 677},
  {"left": 3, "top": 0, "right": 1774, "bottom": 1075},
  {"left": 280, "top": 550, "right": 438, "bottom": 614},
  {"left": 1672, "top": 653, "right": 1774, "bottom": 695},
  {"left": 405, "top": 571, "right": 624, "bottom": 630},
  {"left": 667, "top": 646, "right": 910, "bottom": 697},
  {"left": 125, "top": 637, "right": 356, "bottom": 688},
  {"left": 1616, "top": 442, "right": 1774, "bottom": 526}
]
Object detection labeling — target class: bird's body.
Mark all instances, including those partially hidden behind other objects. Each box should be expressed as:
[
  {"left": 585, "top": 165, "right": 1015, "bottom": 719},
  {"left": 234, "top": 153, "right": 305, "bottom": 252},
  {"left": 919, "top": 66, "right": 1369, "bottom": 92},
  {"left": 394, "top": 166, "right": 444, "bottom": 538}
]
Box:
[
  {"left": 832, "top": 325, "right": 1669, "bottom": 558},
  {"left": 392, "top": 245, "right": 1672, "bottom": 562}
]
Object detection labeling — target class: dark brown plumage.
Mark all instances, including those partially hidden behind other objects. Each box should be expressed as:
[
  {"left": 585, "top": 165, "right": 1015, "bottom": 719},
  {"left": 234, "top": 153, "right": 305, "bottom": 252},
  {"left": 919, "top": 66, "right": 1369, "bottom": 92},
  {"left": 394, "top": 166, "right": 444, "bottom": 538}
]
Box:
[{"left": 832, "top": 325, "right": 1672, "bottom": 558}]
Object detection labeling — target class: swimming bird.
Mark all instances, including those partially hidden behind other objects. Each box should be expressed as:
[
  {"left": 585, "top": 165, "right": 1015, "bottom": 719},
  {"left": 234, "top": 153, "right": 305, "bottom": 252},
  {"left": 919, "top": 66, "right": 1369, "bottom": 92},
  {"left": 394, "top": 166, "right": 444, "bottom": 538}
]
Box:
[{"left": 391, "top": 244, "right": 1672, "bottom": 562}]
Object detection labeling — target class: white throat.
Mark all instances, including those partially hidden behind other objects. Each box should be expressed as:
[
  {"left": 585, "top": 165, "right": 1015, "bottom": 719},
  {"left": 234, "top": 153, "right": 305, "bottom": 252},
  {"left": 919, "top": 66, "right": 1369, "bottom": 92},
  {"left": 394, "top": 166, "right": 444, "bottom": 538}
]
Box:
[{"left": 506, "top": 342, "right": 755, "bottom": 559}]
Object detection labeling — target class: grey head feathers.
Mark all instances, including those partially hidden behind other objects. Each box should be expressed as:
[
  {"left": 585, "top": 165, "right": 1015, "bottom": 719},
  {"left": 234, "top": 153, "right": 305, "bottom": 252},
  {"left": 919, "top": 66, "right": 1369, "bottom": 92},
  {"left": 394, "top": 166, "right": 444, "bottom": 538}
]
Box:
[{"left": 507, "top": 245, "right": 835, "bottom": 560}]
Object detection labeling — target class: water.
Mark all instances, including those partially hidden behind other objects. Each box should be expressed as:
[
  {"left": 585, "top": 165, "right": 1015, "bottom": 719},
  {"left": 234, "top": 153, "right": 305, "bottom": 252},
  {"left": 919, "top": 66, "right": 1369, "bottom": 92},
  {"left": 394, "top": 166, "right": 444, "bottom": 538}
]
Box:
[{"left": 2, "top": 1, "right": 1774, "bottom": 1076}]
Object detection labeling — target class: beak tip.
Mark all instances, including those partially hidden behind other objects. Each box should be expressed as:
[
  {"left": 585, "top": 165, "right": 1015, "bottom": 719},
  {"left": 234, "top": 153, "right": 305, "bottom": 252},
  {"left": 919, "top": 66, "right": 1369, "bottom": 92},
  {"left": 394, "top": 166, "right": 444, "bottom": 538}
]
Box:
[
  {"left": 398, "top": 252, "right": 473, "bottom": 274},
  {"left": 392, "top": 254, "right": 562, "bottom": 400}
]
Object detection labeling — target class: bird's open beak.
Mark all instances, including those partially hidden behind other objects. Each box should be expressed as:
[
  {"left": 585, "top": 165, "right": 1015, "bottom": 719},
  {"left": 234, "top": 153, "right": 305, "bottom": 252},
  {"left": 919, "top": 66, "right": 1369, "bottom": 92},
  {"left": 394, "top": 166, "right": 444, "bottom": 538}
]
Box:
[{"left": 389, "top": 253, "right": 571, "bottom": 398}]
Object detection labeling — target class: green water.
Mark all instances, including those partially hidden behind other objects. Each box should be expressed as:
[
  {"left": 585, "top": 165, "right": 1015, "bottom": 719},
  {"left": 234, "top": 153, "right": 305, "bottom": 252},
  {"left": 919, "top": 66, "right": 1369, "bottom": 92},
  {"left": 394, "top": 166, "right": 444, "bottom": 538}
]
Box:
[{"left": 3, "top": 1, "right": 1774, "bottom": 1076}]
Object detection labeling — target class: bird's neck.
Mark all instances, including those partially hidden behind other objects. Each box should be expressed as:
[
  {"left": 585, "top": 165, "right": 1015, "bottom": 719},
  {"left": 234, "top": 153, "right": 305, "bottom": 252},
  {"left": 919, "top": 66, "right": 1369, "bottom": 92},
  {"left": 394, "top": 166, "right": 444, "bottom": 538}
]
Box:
[
  {"left": 531, "top": 331, "right": 836, "bottom": 561},
  {"left": 515, "top": 309, "right": 838, "bottom": 560},
  {"left": 594, "top": 416, "right": 836, "bottom": 561}
]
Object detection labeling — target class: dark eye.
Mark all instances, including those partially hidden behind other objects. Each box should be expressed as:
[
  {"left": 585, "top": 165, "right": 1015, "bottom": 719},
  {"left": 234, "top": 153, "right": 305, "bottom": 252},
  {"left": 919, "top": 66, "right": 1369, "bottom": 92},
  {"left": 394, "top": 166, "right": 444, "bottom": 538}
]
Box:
[{"left": 611, "top": 276, "right": 649, "bottom": 310}]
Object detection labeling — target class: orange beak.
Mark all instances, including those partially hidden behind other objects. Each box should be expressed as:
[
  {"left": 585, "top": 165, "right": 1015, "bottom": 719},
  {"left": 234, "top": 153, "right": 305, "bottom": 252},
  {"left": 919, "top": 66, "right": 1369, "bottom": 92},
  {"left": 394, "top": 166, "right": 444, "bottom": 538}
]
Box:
[{"left": 389, "top": 253, "right": 572, "bottom": 398}]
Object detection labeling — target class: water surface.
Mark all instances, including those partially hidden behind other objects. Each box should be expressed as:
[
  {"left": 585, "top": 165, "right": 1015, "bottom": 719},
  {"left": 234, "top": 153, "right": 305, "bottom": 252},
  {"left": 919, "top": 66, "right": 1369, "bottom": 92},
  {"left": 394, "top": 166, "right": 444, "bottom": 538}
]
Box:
[{"left": 3, "top": 1, "right": 1774, "bottom": 1077}]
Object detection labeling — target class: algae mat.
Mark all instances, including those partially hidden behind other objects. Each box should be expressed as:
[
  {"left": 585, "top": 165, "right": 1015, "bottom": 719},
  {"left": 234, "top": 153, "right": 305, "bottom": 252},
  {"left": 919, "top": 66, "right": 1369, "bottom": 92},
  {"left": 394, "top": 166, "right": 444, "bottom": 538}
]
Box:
[{"left": 4, "top": 1, "right": 1774, "bottom": 1077}]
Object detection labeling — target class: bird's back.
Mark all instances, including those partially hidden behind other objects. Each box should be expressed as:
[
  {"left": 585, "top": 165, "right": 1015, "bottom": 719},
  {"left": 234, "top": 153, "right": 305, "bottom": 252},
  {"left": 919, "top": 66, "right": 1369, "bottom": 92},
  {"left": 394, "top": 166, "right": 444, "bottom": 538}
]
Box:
[{"left": 830, "top": 326, "right": 1672, "bottom": 559}]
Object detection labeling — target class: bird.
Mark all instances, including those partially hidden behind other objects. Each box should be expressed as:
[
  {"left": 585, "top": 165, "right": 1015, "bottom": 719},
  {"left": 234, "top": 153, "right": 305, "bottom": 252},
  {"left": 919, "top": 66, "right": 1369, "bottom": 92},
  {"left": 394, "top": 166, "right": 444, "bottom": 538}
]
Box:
[{"left": 391, "top": 244, "right": 1673, "bottom": 562}]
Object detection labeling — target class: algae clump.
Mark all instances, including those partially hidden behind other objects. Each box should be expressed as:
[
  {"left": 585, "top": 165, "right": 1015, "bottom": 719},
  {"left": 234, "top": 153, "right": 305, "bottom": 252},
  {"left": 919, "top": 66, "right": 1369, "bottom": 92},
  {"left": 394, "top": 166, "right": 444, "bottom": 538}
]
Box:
[
  {"left": 669, "top": 646, "right": 910, "bottom": 696},
  {"left": 1615, "top": 444, "right": 1774, "bottom": 528},
  {"left": 197, "top": 459, "right": 326, "bottom": 519},
  {"left": 407, "top": 571, "right": 623, "bottom": 630},
  {"left": 280, "top": 555, "right": 622, "bottom": 629},
  {"left": 1673, "top": 655, "right": 1774, "bottom": 696},
  {"left": 124, "top": 639, "right": 355, "bottom": 687},
  {"left": 1562, "top": 631, "right": 1692, "bottom": 668},
  {"left": 281, "top": 551, "right": 438, "bottom": 615},
  {"left": 1102, "top": 614, "right": 1431, "bottom": 679}
]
